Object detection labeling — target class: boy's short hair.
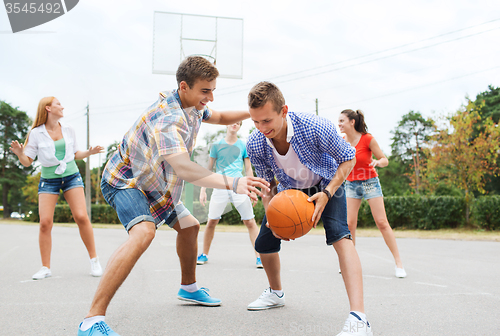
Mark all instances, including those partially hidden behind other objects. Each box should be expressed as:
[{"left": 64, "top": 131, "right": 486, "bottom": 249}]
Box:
[
  {"left": 176, "top": 56, "right": 219, "bottom": 88},
  {"left": 248, "top": 81, "right": 285, "bottom": 113}
]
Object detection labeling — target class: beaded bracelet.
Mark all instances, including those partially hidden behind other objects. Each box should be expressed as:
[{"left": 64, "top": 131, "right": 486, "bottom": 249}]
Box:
[{"left": 232, "top": 177, "right": 241, "bottom": 193}]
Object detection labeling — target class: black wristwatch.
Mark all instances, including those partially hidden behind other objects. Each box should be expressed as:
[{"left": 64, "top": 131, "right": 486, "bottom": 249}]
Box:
[{"left": 322, "top": 189, "right": 332, "bottom": 201}]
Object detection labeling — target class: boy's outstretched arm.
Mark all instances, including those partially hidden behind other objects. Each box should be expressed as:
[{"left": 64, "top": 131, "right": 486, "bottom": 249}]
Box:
[
  {"left": 204, "top": 109, "right": 250, "bottom": 125},
  {"left": 164, "top": 152, "right": 269, "bottom": 202}
]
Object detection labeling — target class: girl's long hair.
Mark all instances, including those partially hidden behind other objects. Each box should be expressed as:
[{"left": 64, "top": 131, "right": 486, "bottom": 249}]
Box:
[{"left": 25, "top": 96, "right": 55, "bottom": 145}]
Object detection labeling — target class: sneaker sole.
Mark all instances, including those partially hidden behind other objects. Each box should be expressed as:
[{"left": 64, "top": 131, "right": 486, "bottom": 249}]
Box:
[
  {"left": 256, "top": 265, "right": 263, "bottom": 269},
  {"left": 247, "top": 303, "right": 284, "bottom": 311},
  {"left": 33, "top": 274, "right": 51, "bottom": 280},
  {"left": 177, "top": 296, "right": 221, "bottom": 306},
  {"left": 196, "top": 261, "right": 206, "bottom": 265}
]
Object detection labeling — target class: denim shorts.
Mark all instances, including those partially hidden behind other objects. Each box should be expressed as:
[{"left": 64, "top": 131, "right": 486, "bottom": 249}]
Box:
[
  {"left": 345, "top": 177, "right": 384, "bottom": 200},
  {"left": 38, "top": 172, "right": 84, "bottom": 194},
  {"left": 255, "top": 184, "right": 352, "bottom": 254},
  {"left": 101, "top": 180, "right": 191, "bottom": 232}
]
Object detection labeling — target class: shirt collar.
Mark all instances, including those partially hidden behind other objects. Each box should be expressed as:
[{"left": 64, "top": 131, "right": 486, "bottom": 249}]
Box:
[
  {"left": 266, "top": 113, "right": 294, "bottom": 148},
  {"left": 171, "top": 89, "right": 202, "bottom": 117}
]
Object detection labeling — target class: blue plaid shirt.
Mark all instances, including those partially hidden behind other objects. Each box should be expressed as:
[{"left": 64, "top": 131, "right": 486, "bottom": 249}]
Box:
[{"left": 246, "top": 111, "right": 355, "bottom": 192}]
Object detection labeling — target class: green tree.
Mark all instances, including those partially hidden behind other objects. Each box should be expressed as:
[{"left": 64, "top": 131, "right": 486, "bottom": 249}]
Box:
[
  {"left": 377, "top": 156, "right": 412, "bottom": 196},
  {"left": 0, "top": 101, "right": 35, "bottom": 217},
  {"left": 21, "top": 171, "right": 41, "bottom": 205},
  {"left": 425, "top": 101, "right": 500, "bottom": 224},
  {"left": 390, "top": 111, "right": 434, "bottom": 194},
  {"left": 473, "top": 85, "right": 500, "bottom": 194},
  {"left": 474, "top": 85, "right": 500, "bottom": 124}
]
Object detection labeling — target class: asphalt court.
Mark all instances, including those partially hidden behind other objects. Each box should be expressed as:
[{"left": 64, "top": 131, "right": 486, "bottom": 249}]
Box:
[{"left": 1, "top": 223, "right": 499, "bottom": 335}]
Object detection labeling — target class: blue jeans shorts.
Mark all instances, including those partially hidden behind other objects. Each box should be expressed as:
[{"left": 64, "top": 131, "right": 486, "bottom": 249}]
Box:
[
  {"left": 345, "top": 177, "right": 384, "bottom": 200},
  {"left": 38, "top": 172, "right": 84, "bottom": 194},
  {"left": 255, "top": 184, "right": 352, "bottom": 254},
  {"left": 101, "top": 180, "right": 191, "bottom": 232}
]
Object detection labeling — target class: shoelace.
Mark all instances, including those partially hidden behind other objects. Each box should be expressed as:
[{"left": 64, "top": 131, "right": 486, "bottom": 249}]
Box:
[
  {"left": 259, "top": 288, "right": 272, "bottom": 298},
  {"left": 95, "top": 322, "right": 111, "bottom": 335},
  {"left": 199, "top": 287, "right": 210, "bottom": 295}
]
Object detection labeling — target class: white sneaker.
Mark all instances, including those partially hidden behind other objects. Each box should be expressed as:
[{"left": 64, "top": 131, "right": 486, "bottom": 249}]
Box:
[
  {"left": 90, "top": 257, "right": 103, "bottom": 277},
  {"left": 395, "top": 266, "right": 407, "bottom": 278},
  {"left": 33, "top": 266, "right": 51, "bottom": 280},
  {"left": 247, "top": 287, "right": 285, "bottom": 310},
  {"left": 336, "top": 312, "right": 373, "bottom": 336}
]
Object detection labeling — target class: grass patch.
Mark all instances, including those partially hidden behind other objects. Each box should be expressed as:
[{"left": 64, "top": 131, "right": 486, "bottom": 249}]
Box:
[{"left": 2, "top": 219, "right": 498, "bottom": 242}]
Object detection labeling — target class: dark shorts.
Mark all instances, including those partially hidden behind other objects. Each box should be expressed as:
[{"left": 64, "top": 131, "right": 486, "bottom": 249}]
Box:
[
  {"left": 38, "top": 172, "right": 84, "bottom": 194},
  {"left": 255, "top": 184, "right": 352, "bottom": 254},
  {"left": 101, "top": 180, "right": 190, "bottom": 232}
]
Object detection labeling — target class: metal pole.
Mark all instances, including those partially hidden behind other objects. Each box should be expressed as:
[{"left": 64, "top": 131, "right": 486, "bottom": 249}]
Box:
[
  {"left": 96, "top": 152, "right": 101, "bottom": 204},
  {"left": 85, "top": 102, "right": 91, "bottom": 219}
]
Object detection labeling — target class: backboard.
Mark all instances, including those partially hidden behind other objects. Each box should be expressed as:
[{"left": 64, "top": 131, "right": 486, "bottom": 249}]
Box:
[{"left": 152, "top": 11, "right": 244, "bottom": 79}]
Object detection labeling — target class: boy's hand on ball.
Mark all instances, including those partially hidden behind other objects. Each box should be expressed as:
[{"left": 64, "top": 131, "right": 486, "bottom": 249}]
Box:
[{"left": 307, "top": 192, "right": 329, "bottom": 227}]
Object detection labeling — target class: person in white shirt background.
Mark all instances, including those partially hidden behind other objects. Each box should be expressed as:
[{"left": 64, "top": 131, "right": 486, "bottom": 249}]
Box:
[{"left": 10, "top": 96, "right": 104, "bottom": 280}]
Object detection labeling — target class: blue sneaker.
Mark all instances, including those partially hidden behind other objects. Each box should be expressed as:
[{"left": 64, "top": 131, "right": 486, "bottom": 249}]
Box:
[
  {"left": 256, "top": 257, "right": 263, "bottom": 269},
  {"left": 197, "top": 253, "right": 208, "bottom": 265},
  {"left": 78, "top": 321, "right": 120, "bottom": 336},
  {"left": 177, "top": 287, "right": 221, "bottom": 306}
]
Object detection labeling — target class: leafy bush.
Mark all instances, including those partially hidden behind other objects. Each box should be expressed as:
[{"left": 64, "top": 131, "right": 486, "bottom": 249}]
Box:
[
  {"left": 357, "top": 196, "right": 465, "bottom": 230},
  {"left": 91, "top": 204, "right": 120, "bottom": 224},
  {"left": 23, "top": 204, "right": 120, "bottom": 224},
  {"left": 21, "top": 195, "right": 497, "bottom": 231},
  {"left": 472, "top": 196, "right": 500, "bottom": 230}
]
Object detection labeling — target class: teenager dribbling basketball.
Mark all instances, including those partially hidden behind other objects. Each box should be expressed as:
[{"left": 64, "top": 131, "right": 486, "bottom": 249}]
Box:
[{"left": 245, "top": 82, "right": 373, "bottom": 336}]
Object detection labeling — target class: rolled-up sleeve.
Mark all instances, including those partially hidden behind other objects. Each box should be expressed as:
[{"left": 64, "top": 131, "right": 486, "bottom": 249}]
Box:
[
  {"left": 24, "top": 131, "right": 38, "bottom": 160},
  {"left": 70, "top": 127, "right": 80, "bottom": 153},
  {"left": 246, "top": 137, "right": 275, "bottom": 183}
]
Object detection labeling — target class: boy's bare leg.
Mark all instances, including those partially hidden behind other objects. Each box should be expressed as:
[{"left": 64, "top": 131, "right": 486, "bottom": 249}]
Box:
[
  {"left": 85, "top": 221, "right": 156, "bottom": 317},
  {"left": 260, "top": 253, "right": 282, "bottom": 290},
  {"left": 202, "top": 218, "right": 219, "bottom": 256},
  {"left": 333, "top": 238, "right": 364, "bottom": 313},
  {"left": 243, "top": 218, "right": 260, "bottom": 258},
  {"left": 173, "top": 215, "right": 200, "bottom": 285}
]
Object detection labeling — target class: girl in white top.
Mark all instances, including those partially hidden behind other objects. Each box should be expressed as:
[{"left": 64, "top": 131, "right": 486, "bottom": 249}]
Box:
[{"left": 10, "top": 97, "right": 104, "bottom": 280}]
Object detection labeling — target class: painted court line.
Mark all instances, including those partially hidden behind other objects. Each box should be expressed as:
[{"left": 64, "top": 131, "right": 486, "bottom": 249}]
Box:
[
  {"left": 20, "top": 276, "right": 62, "bottom": 283},
  {"left": 363, "top": 274, "right": 393, "bottom": 280},
  {"left": 414, "top": 281, "right": 448, "bottom": 288}
]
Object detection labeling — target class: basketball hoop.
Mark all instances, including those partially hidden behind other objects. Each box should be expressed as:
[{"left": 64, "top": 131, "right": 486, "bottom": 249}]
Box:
[{"left": 152, "top": 11, "right": 243, "bottom": 79}]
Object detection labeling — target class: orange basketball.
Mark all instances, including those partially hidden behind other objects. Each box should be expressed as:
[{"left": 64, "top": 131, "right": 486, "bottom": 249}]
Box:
[{"left": 267, "top": 189, "right": 315, "bottom": 239}]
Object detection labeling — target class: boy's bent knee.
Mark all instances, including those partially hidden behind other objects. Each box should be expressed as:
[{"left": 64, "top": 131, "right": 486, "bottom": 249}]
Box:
[{"left": 129, "top": 221, "right": 156, "bottom": 244}]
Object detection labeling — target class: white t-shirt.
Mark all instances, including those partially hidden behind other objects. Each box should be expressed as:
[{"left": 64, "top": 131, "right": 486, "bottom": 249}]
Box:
[
  {"left": 24, "top": 122, "right": 79, "bottom": 174},
  {"left": 266, "top": 115, "right": 322, "bottom": 189}
]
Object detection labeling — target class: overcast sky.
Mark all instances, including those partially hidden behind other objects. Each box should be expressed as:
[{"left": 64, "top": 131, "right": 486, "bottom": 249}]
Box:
[{"left": 1, "top": 0, "right": 499, "bottom": 169}]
